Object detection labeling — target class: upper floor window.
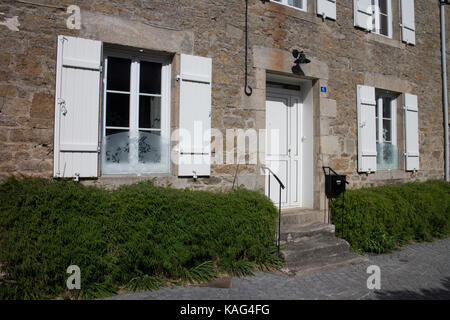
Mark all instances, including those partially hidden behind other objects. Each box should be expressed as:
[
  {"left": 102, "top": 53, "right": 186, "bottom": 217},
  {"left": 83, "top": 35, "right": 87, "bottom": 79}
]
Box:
[
  {"left": 272, "top": 0, "right": 307, "bottom": 12},
  {"left": 372, "top": 0, "right": 392, "bottom": 37}
]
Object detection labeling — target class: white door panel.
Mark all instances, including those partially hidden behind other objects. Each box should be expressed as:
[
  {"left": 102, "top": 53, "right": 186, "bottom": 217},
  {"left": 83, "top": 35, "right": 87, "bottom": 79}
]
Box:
[{"left": 266, "top": 92, "right": 302, "bottom": 208}]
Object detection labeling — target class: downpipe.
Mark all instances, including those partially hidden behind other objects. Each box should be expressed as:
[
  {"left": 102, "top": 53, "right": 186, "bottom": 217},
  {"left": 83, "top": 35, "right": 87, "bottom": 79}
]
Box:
[{"left": 441, "top": 1, "right": 449, "bottom": 181}]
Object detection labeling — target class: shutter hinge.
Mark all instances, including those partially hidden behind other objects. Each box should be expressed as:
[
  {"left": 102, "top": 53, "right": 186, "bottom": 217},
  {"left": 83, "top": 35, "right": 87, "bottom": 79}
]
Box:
[
  {"left": 97, "top": 146, "right": 101, "bottom": 153},
  {"left": 58, "top": 98, "right": 67, "bottom": 115},
  {"left": 99, "top": 65, "right": 103, "bottom": 72}
]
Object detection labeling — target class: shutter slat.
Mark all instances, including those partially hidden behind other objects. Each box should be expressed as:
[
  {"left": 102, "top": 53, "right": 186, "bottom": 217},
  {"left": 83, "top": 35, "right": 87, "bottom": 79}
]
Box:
[
  {"left": 178, "top": 54, "right": 212, "bottom": 177},
  {"left": 54, "top": 35, "right": 101, "bottom": 178},
  {"left": 357, "top": 85, "right": 377, "bottom": 173},
  {"left": 317, "top": 0, "right": 336, "bottom": 21},
  {"left": 354, "top": 0, "right": 373, "bottom": 31},
  {"left": 404, "top": 93, "right": 419, "bottom": 171},
  {"left": 401, "top": 0, "right": 416, "bottom": 45}
]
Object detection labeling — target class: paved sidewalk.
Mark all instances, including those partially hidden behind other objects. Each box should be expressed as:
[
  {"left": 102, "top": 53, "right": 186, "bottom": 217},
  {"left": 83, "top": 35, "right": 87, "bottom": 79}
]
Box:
[{"left": 108, "top": 238, "right": 450, "bottom": 300}]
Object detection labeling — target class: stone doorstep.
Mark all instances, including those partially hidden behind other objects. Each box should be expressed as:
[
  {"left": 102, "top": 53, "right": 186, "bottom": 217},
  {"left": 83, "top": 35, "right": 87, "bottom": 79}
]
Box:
[
  {"left": 279, "top": 222, "right": 335, "bottom": 243},
  {"left": 280, "top": 252, "right": 369, "bottom": 278},
  {"left": 281, "top": 235, "right": 351, "bottom": 263},
  {"left": 278, "top": 221, "right": 368, "bottom": 278},
  {"left": 280, "top": 208, "right": 327, "bottom": 227}
]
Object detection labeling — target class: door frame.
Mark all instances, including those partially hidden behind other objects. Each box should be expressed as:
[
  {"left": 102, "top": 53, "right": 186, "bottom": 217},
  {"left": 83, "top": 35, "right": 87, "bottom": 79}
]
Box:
[{"left": 265, "top": 86, "right": 303, "bottom": 209}]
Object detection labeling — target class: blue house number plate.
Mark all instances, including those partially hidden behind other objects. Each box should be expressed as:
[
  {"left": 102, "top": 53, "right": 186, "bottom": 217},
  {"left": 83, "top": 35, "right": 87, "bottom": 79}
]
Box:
[{"left": 320, "top": 86, "right": 327, "bottom": 93}]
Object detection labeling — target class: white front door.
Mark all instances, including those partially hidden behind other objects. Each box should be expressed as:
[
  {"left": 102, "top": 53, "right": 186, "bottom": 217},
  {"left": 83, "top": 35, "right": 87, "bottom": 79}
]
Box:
[{"left": 265, "top": 91, "right": 302, "bottom": 208}]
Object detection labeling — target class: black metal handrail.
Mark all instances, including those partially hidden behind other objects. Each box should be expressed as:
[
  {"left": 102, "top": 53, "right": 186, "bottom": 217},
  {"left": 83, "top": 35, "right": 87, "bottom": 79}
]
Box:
[{"left": 262, "top": 166, "right": 285, "bottom": 255}]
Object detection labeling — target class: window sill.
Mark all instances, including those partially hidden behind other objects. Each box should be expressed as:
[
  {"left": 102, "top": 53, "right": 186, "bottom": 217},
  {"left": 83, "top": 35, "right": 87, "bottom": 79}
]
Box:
[
  {"left": 264, "top": 2, "right": 314, "bottom": 24},
  {"left": 365, "top": 32, "right": 405, "bottom": 49},
  {"left": 364, "top": 170, "right": 408, "bottom": 181}
]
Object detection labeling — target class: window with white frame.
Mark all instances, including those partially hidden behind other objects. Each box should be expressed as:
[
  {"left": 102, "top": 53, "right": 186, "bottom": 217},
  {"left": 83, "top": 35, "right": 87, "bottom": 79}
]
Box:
[
  {"left": 372, "top": 0, "right": 392, "bottom": 37},
  {"left": 375, "top": 91, "right": 399, "bottom": 170},
  {"left": 272, "top": 0, "right": 307, "bottom": 12},
  {"left": 102, "top": 52, "right": 171, "bottom": 175}
]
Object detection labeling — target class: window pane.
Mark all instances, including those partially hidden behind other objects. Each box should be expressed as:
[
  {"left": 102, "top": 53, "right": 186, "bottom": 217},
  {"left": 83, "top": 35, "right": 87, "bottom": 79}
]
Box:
[
  {"left": 288, "top": 0, "right": 303, "bottom": 9},
  {"left": 383, "top": 119, "right": 392, "bottom": 142},
  {"left": 139, "top": 131, "right": 162, "bottom": 163},
  {"left": 106, "top": 93, "right": 130, "bottom": 127},
  {"left": 139, "top": 96, "right": 161, "bottom": 129},
  {"left": 382, "top": 97, "right": 392, "bottom": 118},
  {"left": 379, "top": 14, "right": 389, "bottom": 36},
  {"left": 104, "top": 129, "right": 130, "bottom": 164},
  {"left": 140, "top": 61, "right": 162, "bottom": 94},
  {"left": 379, "top": 0, "right": 388, "bottom": 15},
  {"left": 107, "top": 57, "right": 131, "bottom": 92}
]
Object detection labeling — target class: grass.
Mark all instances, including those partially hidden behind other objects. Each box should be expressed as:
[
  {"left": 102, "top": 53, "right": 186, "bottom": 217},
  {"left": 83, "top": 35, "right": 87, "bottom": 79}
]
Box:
[
  {"left": 0, "top": 176, "right": 281, "bottom": 299},
  {"left": 331, "top": 180, "right": 450, "bottom": 254}
]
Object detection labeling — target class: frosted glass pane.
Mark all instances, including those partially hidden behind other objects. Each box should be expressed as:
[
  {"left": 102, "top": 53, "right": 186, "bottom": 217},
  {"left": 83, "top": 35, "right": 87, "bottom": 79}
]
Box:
[
  {"left": 102, "top": 131, "right": 170, "bottom": 174},
  {"left": 104, "top": 130, "right": 130, "bottom": 164},
  {"left": 139, "top": 131, "right": 162, "bottom": 164},
  {"left": 377, "top": 142, "right": 399, "bottom": 170}
]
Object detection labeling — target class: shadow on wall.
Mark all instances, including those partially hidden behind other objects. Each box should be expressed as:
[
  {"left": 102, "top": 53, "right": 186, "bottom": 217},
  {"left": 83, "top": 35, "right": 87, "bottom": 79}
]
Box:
[{"left": 373, "top": 277, "right": 450, "bottom": 300}]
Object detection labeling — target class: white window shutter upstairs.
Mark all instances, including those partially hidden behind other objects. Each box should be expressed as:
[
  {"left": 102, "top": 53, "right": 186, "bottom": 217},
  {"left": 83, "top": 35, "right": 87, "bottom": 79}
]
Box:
[
  {"left": 317, "top": 0, "right": 336, "bottom": 21},
  {"left": 178, "top": 54, "right": 212, "bottom": 177},
  {"left": 357, "top": 85, "right": 377, "bottom": 173},
  {"left": 404, "top": 93, "right": 419, "bottom": 171},
  {"left": 54, "top": 35, "right": 102, "bottom": 178},
  {"left": 354, "top": 0, "right": 373, "bottom": 31},
  {"left": 401, "top": 0, "right": 415, "bottom": 45}
]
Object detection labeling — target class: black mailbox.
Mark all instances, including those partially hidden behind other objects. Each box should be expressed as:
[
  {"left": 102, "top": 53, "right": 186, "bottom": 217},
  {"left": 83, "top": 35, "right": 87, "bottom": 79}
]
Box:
[{"left": 323, "top": 167, "right": 348, "bottom": 198}]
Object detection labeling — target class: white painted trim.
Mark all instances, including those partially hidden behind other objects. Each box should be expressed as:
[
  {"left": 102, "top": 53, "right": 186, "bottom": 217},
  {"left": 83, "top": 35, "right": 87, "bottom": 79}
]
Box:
[
  {"left": 53, "top": 35, "right": 64, "bottom": 177},
  {"left": 391, "top": 98, "right": 397, "bottom": 146}
]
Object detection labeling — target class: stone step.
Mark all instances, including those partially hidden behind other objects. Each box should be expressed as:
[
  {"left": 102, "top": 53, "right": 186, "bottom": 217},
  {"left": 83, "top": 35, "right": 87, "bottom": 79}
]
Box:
[
  {"left": 280, "top": 222, "right": 335, "bottom": 244},
  {"left": 280, "top": 208, "right": 326, "bottom": 227},
  {"left": 280, "top": 235, "right": 350, "bottom": 264},
  {"left": 280, "top": 251, "right": 369, "bottom": 278}
]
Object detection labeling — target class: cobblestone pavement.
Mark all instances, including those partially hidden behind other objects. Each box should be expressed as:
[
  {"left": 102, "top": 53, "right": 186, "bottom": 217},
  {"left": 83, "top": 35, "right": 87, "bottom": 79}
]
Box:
[{"left": 109, "top": 238, "right": 450, "bottom": 300}]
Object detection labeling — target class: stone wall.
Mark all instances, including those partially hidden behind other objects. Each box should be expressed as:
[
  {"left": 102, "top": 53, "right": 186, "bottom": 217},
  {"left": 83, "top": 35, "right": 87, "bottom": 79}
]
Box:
[{"left": 0, "top": 0, "right": 449, "bottom": 205}]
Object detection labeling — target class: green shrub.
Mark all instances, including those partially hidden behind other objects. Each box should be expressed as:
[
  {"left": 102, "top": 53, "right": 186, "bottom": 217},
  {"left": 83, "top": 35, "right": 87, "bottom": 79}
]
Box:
[
  {"left": 0, "top": 177, "right": 279, "bottom": 299},
  {"left": 331, "top": 180, "right": 450, "bottom": 253}
]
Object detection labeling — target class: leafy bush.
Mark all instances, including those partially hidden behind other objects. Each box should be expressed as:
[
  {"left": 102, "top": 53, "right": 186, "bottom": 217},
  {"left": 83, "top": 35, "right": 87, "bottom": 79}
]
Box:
[
  {"left": 0, "top": 177, "right": 280, "bottom": 299},
  {"left": 331, "top": 180, "right": 450, "bottom": 254}
]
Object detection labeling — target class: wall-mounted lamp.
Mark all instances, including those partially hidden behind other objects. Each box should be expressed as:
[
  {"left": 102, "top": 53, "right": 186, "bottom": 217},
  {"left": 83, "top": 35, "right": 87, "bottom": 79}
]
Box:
[
  {"left": 291, "top": 49, "right": 310, "bottom": 75},
  {"left": 292, "top": 49, "right": 311, "bottom": 65}
]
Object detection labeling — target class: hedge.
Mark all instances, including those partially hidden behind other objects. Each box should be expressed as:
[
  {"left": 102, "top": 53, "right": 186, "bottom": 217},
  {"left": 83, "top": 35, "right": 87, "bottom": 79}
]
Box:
[
  {"left": 0, "top": 177, "right": 280, "bottom": 299},
  {"left": 331, "top": 180, "right": 450, "bottom": 254}
]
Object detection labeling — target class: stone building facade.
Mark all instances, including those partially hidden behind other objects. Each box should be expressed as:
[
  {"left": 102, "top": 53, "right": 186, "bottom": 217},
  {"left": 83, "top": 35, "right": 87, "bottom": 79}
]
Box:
[{"left": 0, "top": 0, "right": 448, "bottom": 212}]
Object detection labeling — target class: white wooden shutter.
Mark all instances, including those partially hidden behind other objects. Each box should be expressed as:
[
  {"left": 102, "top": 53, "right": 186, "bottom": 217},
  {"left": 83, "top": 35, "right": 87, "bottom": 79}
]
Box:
[
  {"left": 354, "top": 0, "right": 372, "bottom": 31},
  {"left": 178, "top": 54, "right": 212, "bottom": 177},
  {"left": 401, "top": 0, "right": 415, "bottom": 45},
  {"left": 53, "top": 35, "right": 102, "bottom": 178},
  {"left": 357, "top": 85, "right": 377, "bottom": 173},
  {"left": 404, "top": 93, "right": 419, "bottom": 171},
  {"left": 317, "top": 0, "right": 336, "bottom": 21}
]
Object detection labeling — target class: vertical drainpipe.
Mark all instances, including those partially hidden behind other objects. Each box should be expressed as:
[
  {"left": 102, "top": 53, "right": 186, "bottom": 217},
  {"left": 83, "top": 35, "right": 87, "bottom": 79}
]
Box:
[{"left": 441, "top": 1, "right": 449, "bottom": 182}]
